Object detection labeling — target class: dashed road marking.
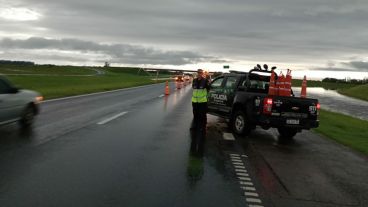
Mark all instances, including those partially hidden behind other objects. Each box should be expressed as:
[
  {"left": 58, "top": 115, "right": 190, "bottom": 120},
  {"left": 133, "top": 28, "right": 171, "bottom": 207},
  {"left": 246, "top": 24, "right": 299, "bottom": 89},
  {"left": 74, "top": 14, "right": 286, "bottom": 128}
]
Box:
[
  {"left": 158, "top": 94, "right": 164, "bottom": 98},
  {"left": 246, "top": 198, "right": 262, "bottom": 204},
  {"left": 237, "top": 172, "right": 249, "bottom": 177},
  {"left": 235, "top": 169, "right": 247, "bottom": 173},
  {"left": 244, "top": 192, "right": 259, "bottom": 197},
  {"left": 240, "top": 181, "right": 254, "bottom": 186},
  {"left": 229, "top": 153, "right": 264, "bottom": 206},
  {"left": 97, "top": 111, "right": 128, "bottom": 125},
  {"left": 248, "top": 205, "right": 264, "bottom": 207},
  {"left": 243, "top": 186, "right": 256, "bottom": 191},
  {"left": 238, "top": 177, "right": 251, "bottom": 181}
]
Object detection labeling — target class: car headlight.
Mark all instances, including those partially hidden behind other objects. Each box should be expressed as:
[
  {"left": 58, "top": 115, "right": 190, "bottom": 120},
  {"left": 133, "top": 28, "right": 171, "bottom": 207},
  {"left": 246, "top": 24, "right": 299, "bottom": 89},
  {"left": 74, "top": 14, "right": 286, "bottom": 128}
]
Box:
[{"left": 35, "top": 96, "right": 44, "bottom": 103}]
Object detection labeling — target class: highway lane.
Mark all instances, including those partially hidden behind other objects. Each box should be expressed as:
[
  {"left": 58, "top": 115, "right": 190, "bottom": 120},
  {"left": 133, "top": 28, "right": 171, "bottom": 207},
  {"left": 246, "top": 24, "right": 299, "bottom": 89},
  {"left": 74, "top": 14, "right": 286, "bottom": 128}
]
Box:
[
  {"left": 0, "top": 83, "right": 367, "bottom": 207},
  {"left": 0, "top": 84, "right": 248, "bottom": 207}
]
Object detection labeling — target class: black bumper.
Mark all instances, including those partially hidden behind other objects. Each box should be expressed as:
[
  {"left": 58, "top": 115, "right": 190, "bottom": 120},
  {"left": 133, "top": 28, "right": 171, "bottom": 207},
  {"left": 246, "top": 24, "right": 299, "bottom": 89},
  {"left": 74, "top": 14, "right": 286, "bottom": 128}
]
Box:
[{"left": 257, "top": 115, "right": 319, "bottom": 129}]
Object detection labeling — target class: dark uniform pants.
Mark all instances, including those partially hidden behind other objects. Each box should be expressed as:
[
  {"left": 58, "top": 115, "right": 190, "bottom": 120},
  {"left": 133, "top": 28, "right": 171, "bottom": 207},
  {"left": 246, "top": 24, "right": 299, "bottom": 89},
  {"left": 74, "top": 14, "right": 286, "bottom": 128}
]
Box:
[{"left": 192, "top": 102, "right": 207, "bottom": 129}]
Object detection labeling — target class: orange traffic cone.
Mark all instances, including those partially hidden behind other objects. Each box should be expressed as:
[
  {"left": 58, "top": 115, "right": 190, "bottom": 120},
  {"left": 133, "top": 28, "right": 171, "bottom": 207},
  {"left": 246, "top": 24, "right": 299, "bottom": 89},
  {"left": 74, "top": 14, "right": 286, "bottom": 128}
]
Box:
[
  {"left": 165, "top": 81, "right": 170, "bottom": 95},
  {"left": 285, "top": 69, "right": 292, "bottom": 96},
  {"left": 301, "top": 75, "right": 307, "bottom": 98},
  {"left": 277, "top": 72, "right": 286, "bottom": 96},
  {"left": 268, "top": 70, "right": 276, "bottom": 96}
]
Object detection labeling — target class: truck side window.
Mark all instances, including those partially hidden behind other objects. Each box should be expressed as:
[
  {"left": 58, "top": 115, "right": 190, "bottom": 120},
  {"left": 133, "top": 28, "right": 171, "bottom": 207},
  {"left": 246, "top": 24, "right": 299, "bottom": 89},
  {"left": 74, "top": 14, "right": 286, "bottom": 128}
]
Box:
[
  {"left": 211, "top": 77, "right": 224, "bottom": 88},
  {"left": 225, "top": 76, "right": 237, "bottom": 89},
  {"left": 0, "top": 79, "right": 10, "bottom": 94}
]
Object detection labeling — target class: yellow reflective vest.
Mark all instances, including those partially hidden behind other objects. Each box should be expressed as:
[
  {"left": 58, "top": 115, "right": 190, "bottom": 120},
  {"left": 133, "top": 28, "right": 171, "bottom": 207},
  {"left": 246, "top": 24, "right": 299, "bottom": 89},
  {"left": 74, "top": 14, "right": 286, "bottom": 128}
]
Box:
[{"left": 192, "top": 78, "right": 208, "bottom": 103}]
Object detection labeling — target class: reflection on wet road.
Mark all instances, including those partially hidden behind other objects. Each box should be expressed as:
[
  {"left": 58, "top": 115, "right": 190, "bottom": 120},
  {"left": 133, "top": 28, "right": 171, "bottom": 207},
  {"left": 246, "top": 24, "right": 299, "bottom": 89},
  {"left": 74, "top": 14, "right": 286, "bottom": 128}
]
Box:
[
  {"left": 0, "top": 84, "right": 247, "bottom": 207},
  {"left": 293, "top": 87, "right": 368, "bottom": 120}
]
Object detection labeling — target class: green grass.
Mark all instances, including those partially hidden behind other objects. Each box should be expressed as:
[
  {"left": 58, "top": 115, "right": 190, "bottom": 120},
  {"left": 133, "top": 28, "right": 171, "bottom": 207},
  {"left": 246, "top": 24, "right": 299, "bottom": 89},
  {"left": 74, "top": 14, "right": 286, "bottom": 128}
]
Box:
[
  {"left": 314, "top": 109, "right": 368, "bottom": 155},
  {"left": 3, "top": 65, "right": 168, "bottom": 100},
  {"left": 338, "top": 84, "right": 368, "bottom": 101},
  {"left": 0, "top": 65, "right": 96, "bottom": 75}
]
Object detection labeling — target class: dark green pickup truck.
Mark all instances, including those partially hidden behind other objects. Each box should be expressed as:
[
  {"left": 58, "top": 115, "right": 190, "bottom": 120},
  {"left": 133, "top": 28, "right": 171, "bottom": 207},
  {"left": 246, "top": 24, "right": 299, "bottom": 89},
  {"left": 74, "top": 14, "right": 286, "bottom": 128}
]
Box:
[{"left": 207, "top": 68, "right": 320, "bottom": 140}]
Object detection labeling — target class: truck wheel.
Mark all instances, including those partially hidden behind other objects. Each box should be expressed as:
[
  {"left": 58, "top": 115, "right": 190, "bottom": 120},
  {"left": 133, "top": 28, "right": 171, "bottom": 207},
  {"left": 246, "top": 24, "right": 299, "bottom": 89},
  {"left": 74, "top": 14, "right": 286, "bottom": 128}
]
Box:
[
  {"left": 278, "top": 127, "right": 298, "bottom": 141},
  {"left": 19, "top": 105, "right": 35, "bottom": 129},
  {"left": 232, "top": 110, "right": 251, "bottom": 135}
]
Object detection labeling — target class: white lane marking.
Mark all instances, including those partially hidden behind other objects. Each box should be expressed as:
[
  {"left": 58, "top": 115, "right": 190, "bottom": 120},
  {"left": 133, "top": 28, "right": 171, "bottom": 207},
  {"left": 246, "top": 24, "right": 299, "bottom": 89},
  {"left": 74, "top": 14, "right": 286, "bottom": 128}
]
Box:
[
  {"left": 158, "top": 94, "right": 164, "bottom": 98},
  {"left": 234, "top": 165, "right": 245, "bottom": 169},
  {"left": 223, "top": 132, "right": 235, "bottom": 140},
  {"left": 249, "top": 205, "right": 264, "bottom": 207},
  {"left": 232, "top": 160, "right": 243, "bottom": 163},
  {"left": 244, "top": 192, "right": 259, "bottom": 197},
  {"left": 97, "top": 111, "right": 128, "bottom": 125},
  {"left": 246, "top": 198, "right": 262, "bottom": 204},
  {"left": 231, "top": 158, "right": 242, "bottom": 161},
  {"left": 243, "top": 186, "right": 256, "bottom": 191},
  {"left": 43, "top": 83, "right": 162, "bottom": 103},
  {"left": 238, "top": 177, "right": 251, "bottom": 181},
  {"left": 235, "top": 169, "right": 247, "bottom": 173},
  {"left": 237, "top": 172, "right": 250, "bottom": 177},
  {"left": 242, "top": 155, "right": 248, "bottom": 158},
  {"left": 233, "top": 162, "right": 244, "bottom": 166},
  {"left": 240, "top": 182, "right": 254, "bottom": 186},
  {"left": 230, "top": 153, "right": 240, "bottom": 157}
]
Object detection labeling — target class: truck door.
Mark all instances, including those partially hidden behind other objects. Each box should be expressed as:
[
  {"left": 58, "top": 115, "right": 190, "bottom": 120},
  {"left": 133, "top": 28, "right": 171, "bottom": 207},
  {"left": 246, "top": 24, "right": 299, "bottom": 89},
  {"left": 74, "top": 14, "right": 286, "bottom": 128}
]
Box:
[
  {"left": 223, "top": 76, "right": 238, "bottom": 112},
  {"left": 208, "top": 76, "right": 225, "bottom": 114}
]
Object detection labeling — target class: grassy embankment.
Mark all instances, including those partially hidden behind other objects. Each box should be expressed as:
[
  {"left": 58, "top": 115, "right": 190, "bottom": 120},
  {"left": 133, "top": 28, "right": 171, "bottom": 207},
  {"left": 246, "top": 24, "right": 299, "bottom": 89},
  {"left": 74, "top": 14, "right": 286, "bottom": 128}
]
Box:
[
  {"left": 315, "top": 110, "right": 368, "bottom": 155},
  {"left": 0, "top": 65, "right": 171, "bottom": 100},
  {"left": 292, "top": 79, "right": 368, "bottom": 101}
]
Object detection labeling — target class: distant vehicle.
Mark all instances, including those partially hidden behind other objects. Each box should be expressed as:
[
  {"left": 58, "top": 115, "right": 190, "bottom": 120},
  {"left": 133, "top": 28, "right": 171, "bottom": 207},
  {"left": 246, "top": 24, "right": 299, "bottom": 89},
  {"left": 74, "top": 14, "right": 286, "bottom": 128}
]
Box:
[
  {"left": 0, "top": 76, "right": 43, "bottom": 128},
  {"left": 207, "top": 67, "right": 319, "bottom": 141},
  {"left": 175, "top": 75, "right": 184, "bottom": 82}
]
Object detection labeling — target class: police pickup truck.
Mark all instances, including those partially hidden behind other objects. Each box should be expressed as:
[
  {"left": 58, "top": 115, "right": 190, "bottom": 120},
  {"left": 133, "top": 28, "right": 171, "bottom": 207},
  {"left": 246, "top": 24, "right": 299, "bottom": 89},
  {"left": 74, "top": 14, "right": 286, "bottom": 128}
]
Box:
[{"left": 207, "top": 67, "right": 319, "bottom": 140}]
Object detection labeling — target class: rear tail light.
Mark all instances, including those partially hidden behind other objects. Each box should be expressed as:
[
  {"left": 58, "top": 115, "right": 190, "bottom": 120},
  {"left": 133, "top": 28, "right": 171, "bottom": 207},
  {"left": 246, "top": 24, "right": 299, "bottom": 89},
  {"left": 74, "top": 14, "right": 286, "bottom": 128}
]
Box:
[
  {"left": 263, "top": 97, "right": 273, "bottom": 115},
  {"left": 317, "top": 103, "right": 321, "bottom": 110}
]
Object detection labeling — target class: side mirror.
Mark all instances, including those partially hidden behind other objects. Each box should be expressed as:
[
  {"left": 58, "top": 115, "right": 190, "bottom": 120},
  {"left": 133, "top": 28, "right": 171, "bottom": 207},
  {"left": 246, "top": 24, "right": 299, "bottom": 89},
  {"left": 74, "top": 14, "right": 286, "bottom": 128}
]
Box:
[{"left": 8, "top": 87, "right": 19, "bottom": 94}]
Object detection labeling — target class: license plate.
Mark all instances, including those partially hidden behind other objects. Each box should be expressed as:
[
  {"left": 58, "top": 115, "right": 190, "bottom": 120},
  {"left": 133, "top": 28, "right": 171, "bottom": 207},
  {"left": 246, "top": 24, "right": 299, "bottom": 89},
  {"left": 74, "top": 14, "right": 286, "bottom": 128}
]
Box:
[{"left": 286, "top": 119, "right": 299, "bottom": 125}]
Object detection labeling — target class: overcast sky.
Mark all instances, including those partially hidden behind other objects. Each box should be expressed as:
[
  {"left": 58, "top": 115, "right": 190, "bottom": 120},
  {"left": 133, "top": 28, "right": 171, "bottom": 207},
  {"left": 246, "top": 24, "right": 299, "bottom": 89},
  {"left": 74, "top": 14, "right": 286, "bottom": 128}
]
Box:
[{"left": 1, "top": 0, "right": 368, "bottom": 79}]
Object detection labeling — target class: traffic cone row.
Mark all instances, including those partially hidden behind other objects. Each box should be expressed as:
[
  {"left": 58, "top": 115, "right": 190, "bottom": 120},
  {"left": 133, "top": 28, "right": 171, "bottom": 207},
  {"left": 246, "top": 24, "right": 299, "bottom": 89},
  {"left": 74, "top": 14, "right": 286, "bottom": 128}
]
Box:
[{"left": 268, "top": 69, "right": 292, "bottom": 96}]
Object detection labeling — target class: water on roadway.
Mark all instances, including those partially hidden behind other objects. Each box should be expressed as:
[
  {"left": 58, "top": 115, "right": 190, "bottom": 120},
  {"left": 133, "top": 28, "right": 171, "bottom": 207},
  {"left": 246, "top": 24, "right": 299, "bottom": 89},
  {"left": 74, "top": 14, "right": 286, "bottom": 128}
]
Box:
[{"left": 293, "top": 87, "right": 368, "bottom": 120}]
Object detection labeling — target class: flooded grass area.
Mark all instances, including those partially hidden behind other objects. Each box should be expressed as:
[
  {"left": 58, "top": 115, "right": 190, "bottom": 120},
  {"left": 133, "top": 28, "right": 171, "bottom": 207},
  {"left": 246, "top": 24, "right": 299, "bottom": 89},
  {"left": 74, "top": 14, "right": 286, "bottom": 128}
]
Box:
[{"left": 314, "top": 109, "right": 368, "bottom": 155}]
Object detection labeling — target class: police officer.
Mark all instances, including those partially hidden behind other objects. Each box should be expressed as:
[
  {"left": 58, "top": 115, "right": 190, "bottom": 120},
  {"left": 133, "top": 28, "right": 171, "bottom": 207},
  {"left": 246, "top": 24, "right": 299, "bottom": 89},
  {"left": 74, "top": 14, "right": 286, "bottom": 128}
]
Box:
[{"left": 191, "top": 69, "right": 210, "bottom": 135}]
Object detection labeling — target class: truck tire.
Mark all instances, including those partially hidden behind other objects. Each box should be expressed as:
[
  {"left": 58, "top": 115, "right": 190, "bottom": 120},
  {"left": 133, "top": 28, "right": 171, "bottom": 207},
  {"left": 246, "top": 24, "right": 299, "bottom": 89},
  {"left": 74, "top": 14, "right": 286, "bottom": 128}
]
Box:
[
  {"left": 278, "top": 127, "right": 298, "bottom": 141},
  {"left": 232, "top": 110, "right": 251, "bottom": 135},
  {"left": 19, "top": 105, "right": 35, "bottom": 129}
]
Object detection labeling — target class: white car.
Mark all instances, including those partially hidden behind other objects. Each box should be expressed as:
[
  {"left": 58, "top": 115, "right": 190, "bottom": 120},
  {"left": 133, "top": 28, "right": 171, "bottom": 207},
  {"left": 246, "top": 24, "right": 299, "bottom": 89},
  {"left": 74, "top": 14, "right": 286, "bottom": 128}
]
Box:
[{"left": 0, "top": 76, "right": 43, "bottom": 128}]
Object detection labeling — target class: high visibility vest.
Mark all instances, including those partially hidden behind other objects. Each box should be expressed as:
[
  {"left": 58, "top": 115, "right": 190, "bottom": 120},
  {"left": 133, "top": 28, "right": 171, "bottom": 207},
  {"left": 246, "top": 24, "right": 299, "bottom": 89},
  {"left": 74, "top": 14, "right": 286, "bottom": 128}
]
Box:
[{"left": 192, "top": 78, "right": 208, "bottom": 103}]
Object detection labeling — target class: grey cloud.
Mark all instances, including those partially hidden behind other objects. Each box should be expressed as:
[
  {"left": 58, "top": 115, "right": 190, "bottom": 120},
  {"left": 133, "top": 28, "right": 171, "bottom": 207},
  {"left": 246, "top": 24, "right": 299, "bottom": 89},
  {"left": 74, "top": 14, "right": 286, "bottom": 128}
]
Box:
[
  {"left": 1, "top": 0, "right": 368, "bottom": 70},
  {"left": 0, "top": 37, "right": 221, "bottom": 65},
  {"left": 342, "top": 61, "right": 368, "bottom": 71}
]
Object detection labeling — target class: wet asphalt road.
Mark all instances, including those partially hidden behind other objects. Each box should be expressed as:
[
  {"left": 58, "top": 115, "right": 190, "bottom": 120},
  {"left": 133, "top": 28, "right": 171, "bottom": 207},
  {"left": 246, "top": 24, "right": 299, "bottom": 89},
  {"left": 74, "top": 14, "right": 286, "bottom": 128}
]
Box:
[{"left": 0, "top": 83, "right": 367, "bottom": 207}]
